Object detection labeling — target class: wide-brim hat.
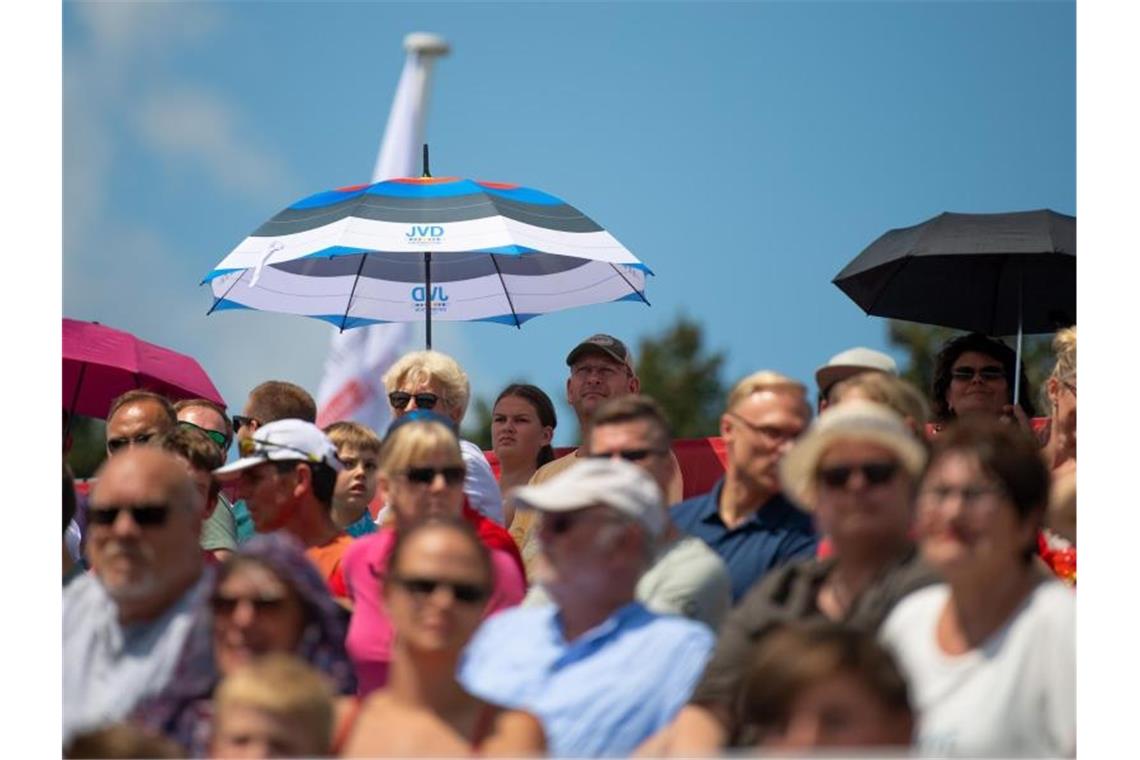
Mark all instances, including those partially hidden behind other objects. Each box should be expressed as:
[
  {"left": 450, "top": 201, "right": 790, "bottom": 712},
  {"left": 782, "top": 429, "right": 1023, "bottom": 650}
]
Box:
[
  {"left": 779, "top": 400, "right": 926, "bottom": 511},
  {"left": 815, "top": 347, "right": 898, "bottom": 396}
]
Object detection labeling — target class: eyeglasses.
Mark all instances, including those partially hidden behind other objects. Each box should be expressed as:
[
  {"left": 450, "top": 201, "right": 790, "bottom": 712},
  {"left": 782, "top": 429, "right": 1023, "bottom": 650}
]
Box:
[
  {"left": 950, "top": 366, "right": 1006, "bottom": 382},
  {"left": 87, "top": 503, "right": 170, "bottom": 528},
  {"left": 388, "top": 391, "right": 441, "bottom": 411},
  {"left": 919, "top": 483, "right": 1006, "bottom": 509},
  {"left": 817, "top": 461, "right": 900, "bottom": 490},
  {"left": 402, "top": 466, "right": 466, "bottom": 486},
  {"left": 177, "top": 420, "right": 228, "bottom": 448},
  {"left": 210, "top": 593, "right": 289, "bottom": 617},
  {"left": 588, "top": 448, "right": 668, "bottom": 463},
  {"left": 571, "top": 363, "right": 629, "bottom": 381},
  {"left": 238, "top": 437, "right": 321, "bottom": 463},
  {"left": 726, "top": 412, "right": 803, "bottom": 444},
  {"left": 231, "top": 415, "right": 261, "bottom": 432},
  {"left": 106, "top": 432, "right": 156, "bottom": 454},
  {"left": 390, "top": 575, "right": 490, "bottom": 604}
]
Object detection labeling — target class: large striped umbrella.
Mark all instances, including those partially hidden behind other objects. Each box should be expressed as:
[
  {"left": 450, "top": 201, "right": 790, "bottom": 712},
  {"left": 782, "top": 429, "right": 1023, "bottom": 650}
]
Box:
[{"left": 204, "top": 174, "right": 652, "bottom": 347}]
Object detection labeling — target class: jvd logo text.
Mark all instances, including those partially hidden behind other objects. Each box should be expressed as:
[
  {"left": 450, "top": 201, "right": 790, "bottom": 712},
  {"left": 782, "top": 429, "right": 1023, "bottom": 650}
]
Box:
[{"left": 406, "top": 225, "right": 445, "bottom": 238}]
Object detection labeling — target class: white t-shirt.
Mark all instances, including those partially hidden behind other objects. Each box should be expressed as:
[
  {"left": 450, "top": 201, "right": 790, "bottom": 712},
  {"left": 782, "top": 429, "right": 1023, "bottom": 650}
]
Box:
[{"left": 880, "top": 581, "right": 1075, "bottom": 757}]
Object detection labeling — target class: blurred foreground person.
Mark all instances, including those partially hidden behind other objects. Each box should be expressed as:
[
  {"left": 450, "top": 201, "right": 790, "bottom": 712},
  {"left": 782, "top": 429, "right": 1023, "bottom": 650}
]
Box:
[
  {"left": 930, "top": 333, "right": 1035, "bottom": 432},
  {"left": 646, "top": 401, "right": 935, "bottom": 754},
  {"left": 491, "top": 383, "right": 557, "bottom": 498},
  {"left": 384, "top": 350, "right": 504, "bottom": 524},
  {"left": 339, "top": 518, "right": 545, "bottom": 756},
  {"left": 880, "top": 419, "right": 1075, "bottom": 757},
  {"left": 209, "top": 654, "right": 334, "bottom": 759},
  {"left": 324, "top": 421, "right": 383, "bottom": 537},
  {"left": 64, "top": 448, "right": 210, "bottom": 744},
  {"left": 133, "top": 533, "right": 355, "bottom": 756},
  {"left": 342, "top": 412, "right": 525, "bottom": 695},
  {"left": 526, "top": 395, "right": 732, "bottom": 630},
  {"left": 216, "top": 420, "right": 351, "bottom": 597},
  {"left": 738, "top": 622, "right": 914, "bottom": 750},
  {"left": 672, "top": 370, "right": 816, "bottom": 602},
  {"left": 460, "top": 459, "right": 714, "bottom": 757},
  {"left": 65, "top": 723, "right": 184, "bottom": 759}
]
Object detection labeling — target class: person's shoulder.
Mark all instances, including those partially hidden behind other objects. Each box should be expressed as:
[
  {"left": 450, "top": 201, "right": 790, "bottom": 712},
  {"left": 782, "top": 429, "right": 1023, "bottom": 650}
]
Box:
[
  {"left": 342, "top": 528, "right": 394, "bottom": 566},
  {"left": 1023, "top": 579, "right": 1075, "bottom": 628},
  {"left": 529, "top": 451, "right": 580, "bottom": 484},
  {"left": 672, "top": 483, "right": 718, "bottom": 522},
  {"left": 667, "top": 536, "right": 731, "bottom": 577},
  {"left": 882, "top": 583, "right": 949, "bottom": 635},
  {"left": 641, "top": 606, "right": 717, "bottom": 645},
  {"left": 460, "top": 439, "right": 495, "bottom": 473},
  {"left": 64, "top": 571, "right": 103, "bottom": 614}
]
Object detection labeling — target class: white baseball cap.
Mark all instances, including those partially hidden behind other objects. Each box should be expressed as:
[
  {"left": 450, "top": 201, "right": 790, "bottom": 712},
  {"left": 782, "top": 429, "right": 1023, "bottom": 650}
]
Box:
[
  {"left": 509, "top": 457, "right": 665, "bottom": 537},
  {"left": 815, "top": 347, "right": 898, "bottom": 396},
  {"left": 214, "top": 419, "right": 343, "bottom": 481}
]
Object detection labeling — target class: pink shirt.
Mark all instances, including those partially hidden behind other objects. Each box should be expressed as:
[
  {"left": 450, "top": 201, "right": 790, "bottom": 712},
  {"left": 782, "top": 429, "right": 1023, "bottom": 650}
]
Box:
[{"left": 342, "top": 525, "right": 526, "bottom": 696}]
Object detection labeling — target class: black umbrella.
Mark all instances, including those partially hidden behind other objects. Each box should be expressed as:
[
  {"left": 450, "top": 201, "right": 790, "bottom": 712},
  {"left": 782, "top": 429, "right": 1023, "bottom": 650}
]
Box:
[{"left": 833, "top": 209, "right": 1075, "bottom": 405}]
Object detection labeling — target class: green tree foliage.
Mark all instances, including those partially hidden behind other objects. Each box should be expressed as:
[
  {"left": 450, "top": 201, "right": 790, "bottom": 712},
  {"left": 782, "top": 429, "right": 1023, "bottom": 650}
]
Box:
[
  {"left": 886, "top": 320, "right": 1056, "bottom": 412},
  {"left": 635, "top": 314, "right": 728, "bottom": 438}
]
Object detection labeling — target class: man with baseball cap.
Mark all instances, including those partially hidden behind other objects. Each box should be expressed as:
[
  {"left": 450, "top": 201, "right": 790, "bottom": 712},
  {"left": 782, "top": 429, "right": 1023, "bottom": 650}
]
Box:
[
  {"left": 215, "top": 419, "right": 351, "bottom": 597},
  {"left": 459, "top": 458, "right": 714, "bottom": 757},
  {"left": 815, "top": 347, "right": 898, "bottom": 413}
]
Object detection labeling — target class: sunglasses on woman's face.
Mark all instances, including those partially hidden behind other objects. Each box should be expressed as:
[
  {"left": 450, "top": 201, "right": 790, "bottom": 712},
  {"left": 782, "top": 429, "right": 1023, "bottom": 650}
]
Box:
[
  {"left": 817, "top": 461, "right": 900, "bottom": 490},
  {"left": 177, "top": 420, "right": 228, "bottom": 448},
  {"left": 388, "top": 391, "right": 440, "bottom": 411},
  {"left": 210, "top": 593, "right": 289, "bottom": 617},
  {"left": 390, "top": 575, "right": 489, "bottom": 605},
  {"left": 87, "top": 503, "right": 170, "bottom": 528},
  {"left": 402, "top": 466, "right": 466, "bottom": 486}
]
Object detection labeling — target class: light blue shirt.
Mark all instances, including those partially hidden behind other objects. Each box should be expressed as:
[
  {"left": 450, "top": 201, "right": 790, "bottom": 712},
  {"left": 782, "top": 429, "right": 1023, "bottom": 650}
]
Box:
[
  {"left": 63, "top": 571, "right": 212, "bottom": 743},
  {"left": 459, "top": 601, "right": 714, "bottom": 757}
]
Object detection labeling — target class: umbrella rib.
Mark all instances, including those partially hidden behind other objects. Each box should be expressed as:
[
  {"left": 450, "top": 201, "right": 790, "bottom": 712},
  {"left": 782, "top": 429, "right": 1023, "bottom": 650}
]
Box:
[
  {"left": 340, "top": 253, "right": 369, "bottom": 333},
  {"left": 206, "top": 270, "right": 247, "bottom": 315},
  {"left": 609, "top": 263, "right": 651, "bottom": 306},
  {"left": 488, "top": 254, "right": 522, "bottom": 329}
]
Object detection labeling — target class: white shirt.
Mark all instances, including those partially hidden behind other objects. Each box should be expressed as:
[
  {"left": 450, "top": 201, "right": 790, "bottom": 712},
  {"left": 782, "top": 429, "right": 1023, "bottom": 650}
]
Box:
[{"left": 880, "top": 581, "right": 1075, "bottom": 757}]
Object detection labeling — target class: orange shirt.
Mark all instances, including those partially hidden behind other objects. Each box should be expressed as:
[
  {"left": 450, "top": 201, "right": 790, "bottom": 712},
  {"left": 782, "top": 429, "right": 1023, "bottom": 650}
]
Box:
[{"left": 306, "top": 533, "right": 353, "bottom": 597}]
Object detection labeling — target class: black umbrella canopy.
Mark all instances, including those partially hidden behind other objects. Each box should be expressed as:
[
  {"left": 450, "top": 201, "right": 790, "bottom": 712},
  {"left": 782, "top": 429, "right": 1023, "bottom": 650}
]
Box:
[{"left": 833, "top": 209, "right": 1075, "bottom": 335}]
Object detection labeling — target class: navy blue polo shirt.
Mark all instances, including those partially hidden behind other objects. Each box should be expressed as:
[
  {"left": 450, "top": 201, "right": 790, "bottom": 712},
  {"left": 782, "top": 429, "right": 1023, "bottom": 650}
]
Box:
[{"left": 671, "top": 477, "right": 818, "bottom": 602}]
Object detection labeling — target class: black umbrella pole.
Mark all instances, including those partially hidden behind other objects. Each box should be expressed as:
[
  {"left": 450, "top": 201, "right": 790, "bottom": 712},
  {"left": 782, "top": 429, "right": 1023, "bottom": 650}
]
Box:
[{"left": 425, "top": 251, "right": 432, "bottom": 350}]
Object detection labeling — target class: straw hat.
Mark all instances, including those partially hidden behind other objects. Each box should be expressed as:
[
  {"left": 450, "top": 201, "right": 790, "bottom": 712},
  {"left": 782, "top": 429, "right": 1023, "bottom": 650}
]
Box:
[{"left": 779, "top": 400, "right": 927, "bottom": 511}]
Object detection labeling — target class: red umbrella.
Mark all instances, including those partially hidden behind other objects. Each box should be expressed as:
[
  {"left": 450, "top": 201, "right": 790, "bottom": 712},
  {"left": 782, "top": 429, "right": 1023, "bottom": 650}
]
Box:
[{"left": 63, "top": 318, "right": 226, "bottom": 419}]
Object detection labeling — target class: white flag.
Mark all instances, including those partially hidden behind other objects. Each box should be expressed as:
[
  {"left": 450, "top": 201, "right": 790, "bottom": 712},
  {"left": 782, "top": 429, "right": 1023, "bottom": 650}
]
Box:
[{"left": 315, "top": 34, "right": 450, "bottom": 432}]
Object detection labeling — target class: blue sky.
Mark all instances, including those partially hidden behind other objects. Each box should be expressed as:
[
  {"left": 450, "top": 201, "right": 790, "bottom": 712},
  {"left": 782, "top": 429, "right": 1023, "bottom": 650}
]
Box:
[{"left": 62, "top": 1, "right": 1075, "bottom": 445}]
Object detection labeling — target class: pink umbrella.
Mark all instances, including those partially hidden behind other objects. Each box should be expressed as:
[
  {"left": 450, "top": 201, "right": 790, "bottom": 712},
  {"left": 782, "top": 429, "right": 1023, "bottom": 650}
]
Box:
[{"left": 63, "top": 318, "right": 226, "bottom": 420}]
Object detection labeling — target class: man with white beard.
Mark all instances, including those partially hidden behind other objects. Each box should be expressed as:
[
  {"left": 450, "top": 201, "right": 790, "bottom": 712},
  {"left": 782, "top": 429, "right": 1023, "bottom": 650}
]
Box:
[{"left": 63, "top": 447, "right": 211, "bottom": 744}]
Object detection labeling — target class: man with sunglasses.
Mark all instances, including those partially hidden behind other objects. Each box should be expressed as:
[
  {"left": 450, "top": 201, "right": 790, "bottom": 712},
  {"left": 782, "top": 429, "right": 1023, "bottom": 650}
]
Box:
[
  {"left": 105, "top": 390, "right": 177, "bottom": 456},
  {"left": 64, "top": 447, "right": 212, "bottom": 744},
  {"left": 460, "top": 458, "right": 715, "bottom": 757},
  {"left": 214, "top": 419, "right": 351, "bottom": 599},
  {"left": 672, "top": 370, "right": 817, "bottom": 603},
  {"left": 524, "top": 395, "right": 732, "bottom": 630},
  {"left": 174, "top": 398, "right": 238, "bottom": 560}
]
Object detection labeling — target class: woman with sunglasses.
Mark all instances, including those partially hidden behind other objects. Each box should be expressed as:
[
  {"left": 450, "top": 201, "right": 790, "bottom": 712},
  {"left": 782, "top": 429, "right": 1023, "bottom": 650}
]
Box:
[
  {"left": 340, "top": 413, "right": 526, "bottom": 696},
  {"left": 880, "top": 418, "right": 1075, "bottom": 757},
  {"left": 382, "top": 350, "right": 506, "bottom": 527},
  {"left": 132, "top": 532, "right": 356, "bottom": 756},
  {"left": 339, "top": 517, "right": 544, "bottom": 756},
  {"left": 650, "top": 401, "right": 937, "bottom": 754},
  {"left": 930, "top": 333, "right": 1036, "bottom": 434}
]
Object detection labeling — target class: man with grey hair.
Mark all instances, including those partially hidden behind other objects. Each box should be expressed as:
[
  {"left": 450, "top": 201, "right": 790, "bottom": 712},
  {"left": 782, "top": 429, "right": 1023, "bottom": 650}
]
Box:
[
  {"left": 459, "top": 458, "right": 714, "bottom": 757},
  {"left": 64, "top": 447, "right": 211, "bottom": 743}
]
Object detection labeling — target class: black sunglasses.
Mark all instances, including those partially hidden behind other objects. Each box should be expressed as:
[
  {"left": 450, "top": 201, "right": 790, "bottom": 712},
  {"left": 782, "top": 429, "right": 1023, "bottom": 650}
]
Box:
[
  {"left": 210, "top": 594, "right": 289, "bottom": 617},
  {"left": 588, "top": 448, "right": 666, "bottom": 463},
  {"left": 231, "top": 415, "right": 261, "bottom": 432},
  {"left": 177, "top": 420, "right": 228, "bottom": 448},
  {"left": 817, "top": 461, "right": 900, "bottom": 490},
  {"left": 106, "top": 432, "right": 156, "bottom": 454},
  {"left": 950, "top": 366, "right": 1005, "bottom": 382},
  {"left": 87, "top": 503, "right": 170, "bottom": 528},
  {"left": 403, "top": 466, "right": 466, "bottom": 486},
  {"left": 390, "top": 575, "right": 489, "bottom": 605},
  {"left": 388, "top": 391, "right": 441, "bottom": 411}
]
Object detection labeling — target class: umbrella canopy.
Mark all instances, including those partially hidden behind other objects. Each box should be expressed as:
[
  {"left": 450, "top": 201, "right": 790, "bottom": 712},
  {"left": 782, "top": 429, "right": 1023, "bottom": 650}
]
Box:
[
  {"left": 63, "top": 318, "right": 226, "bottom": 419},
  {"left": 203, "top": 176, "right": 651, "bottom": 338},
  {"left": 833, "top": 209, "right": 1075, "bottom": 336}
]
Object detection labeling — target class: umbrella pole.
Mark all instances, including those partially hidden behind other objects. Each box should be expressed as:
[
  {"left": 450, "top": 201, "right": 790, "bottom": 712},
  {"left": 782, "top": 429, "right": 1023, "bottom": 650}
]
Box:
[
  {"left": 425, "top": 251, "right": 433, "bottom": 350},
  {"left": 1013, "top": 273, "right": 1023, "bottom": 407},
  {"left": 64, "top": 361, "right": 87, "bottom": 440}
]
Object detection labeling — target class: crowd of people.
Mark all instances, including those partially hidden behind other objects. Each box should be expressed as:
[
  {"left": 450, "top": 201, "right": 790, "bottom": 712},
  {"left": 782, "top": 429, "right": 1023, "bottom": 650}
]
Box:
[{"left": 62, "top": 327, "right": 1077, "bottom": 758}]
